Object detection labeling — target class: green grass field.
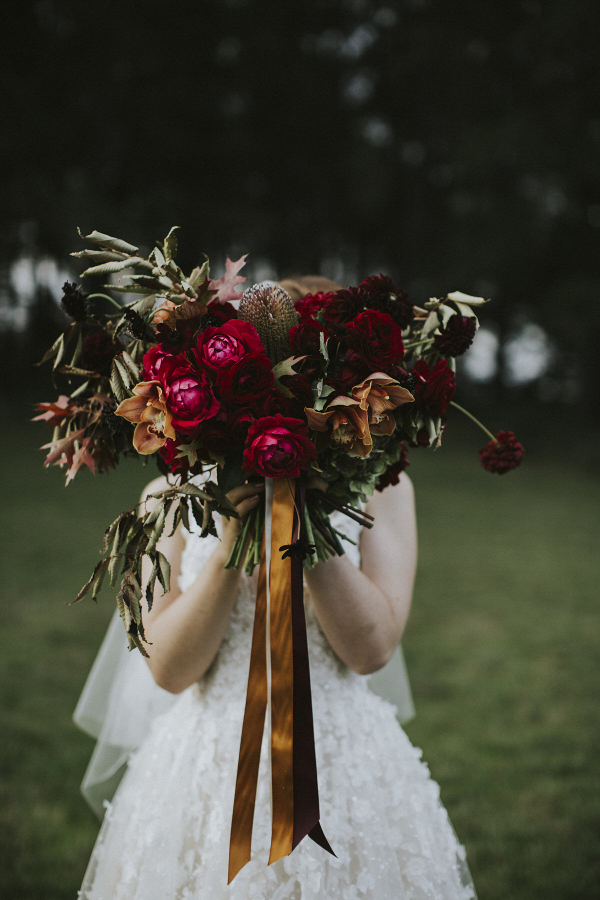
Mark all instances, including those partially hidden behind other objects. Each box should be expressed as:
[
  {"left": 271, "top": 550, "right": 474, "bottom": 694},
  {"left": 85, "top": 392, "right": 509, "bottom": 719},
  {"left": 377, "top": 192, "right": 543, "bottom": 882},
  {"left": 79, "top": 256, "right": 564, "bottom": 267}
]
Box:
[{"left": 1, "top": 408, "right": 599, "bottom": 899}]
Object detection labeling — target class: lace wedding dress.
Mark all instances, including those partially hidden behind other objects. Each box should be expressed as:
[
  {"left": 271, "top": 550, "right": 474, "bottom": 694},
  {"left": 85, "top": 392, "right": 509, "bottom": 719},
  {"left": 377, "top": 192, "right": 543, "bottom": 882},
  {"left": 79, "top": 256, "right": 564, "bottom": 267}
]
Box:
[{"left": 78, "top": 509, "right": 475, "bottom": 900}]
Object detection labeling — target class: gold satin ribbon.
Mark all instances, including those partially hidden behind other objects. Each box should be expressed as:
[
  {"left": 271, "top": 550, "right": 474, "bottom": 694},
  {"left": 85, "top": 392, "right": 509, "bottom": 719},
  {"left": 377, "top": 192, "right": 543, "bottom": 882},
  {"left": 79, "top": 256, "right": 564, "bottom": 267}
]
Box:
[
  {"left": 228, "top": 478, "right": 296, "bottom": 882},
  {"left": 268, "top": 478, "right": 295, "bottom": 863}
]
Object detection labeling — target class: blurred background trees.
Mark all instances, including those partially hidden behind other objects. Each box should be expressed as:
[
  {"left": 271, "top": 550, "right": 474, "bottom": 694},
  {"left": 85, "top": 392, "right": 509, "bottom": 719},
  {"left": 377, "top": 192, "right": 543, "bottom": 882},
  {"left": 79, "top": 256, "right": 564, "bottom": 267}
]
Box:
[{"left": 1, "top": 0, "right": 599, "bottom": 425}]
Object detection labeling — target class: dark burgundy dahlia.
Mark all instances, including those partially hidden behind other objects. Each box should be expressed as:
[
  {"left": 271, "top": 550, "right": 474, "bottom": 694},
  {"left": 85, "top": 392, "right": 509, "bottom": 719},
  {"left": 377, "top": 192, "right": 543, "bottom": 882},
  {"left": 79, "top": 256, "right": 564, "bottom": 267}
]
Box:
[
  {"left": 479, "top": 431, "right": 524, "bottom": 474},
  {"left": 433, "top": 315, "right": 477, "bottom": 357}
]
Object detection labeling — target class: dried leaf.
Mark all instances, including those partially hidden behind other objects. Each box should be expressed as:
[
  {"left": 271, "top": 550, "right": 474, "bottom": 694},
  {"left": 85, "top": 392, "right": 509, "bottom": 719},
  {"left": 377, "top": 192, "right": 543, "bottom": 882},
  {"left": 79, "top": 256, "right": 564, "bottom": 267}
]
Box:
[
  {"left": 92, "top": 557, "right": 110, "bottom": 601},
  {"left": 72, "top": 558, "right": 108, "bottom": 604},
  {"left": 163, "top": 226, "right": 180, "bottom": 262},
  {"left": 71, "top": 250, "right": 128, "bottom": 262},
  {"left": 81, "top": 258, "right": 153, "bottom": 278},
  {"left": 209, "top": 255, "right": 248, "bottom": 303},
  {"left": 157, "top": 552, "right": 171, "bottom": 594},
  {"left": 78, "top": 229, "right": 139, "bottom": 255},
  {"left": 110, "top": 358, "right": 127, "bottom": 403},
  {"left": 188, "top": 258, "right": 210, "bottom": 291}
]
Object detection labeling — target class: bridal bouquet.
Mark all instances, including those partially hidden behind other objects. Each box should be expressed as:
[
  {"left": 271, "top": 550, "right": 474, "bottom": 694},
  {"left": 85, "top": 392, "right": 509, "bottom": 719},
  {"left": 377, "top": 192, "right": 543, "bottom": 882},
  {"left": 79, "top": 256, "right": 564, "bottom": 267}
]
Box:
[{"left": 34, "top": 227, "right": 524, "bottom": 877}]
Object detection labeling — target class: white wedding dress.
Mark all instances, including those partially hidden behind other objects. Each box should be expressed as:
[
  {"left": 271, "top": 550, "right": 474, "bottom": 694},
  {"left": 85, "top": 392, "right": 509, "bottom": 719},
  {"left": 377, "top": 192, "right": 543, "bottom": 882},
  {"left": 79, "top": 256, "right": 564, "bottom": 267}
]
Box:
[{"left": 77, "top": 509, "right": 475, "bottom": 900}]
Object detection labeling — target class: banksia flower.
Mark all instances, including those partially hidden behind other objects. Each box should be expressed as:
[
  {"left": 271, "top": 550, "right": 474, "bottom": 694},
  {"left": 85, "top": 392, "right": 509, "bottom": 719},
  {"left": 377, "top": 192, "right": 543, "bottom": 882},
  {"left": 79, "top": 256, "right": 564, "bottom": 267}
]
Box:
[{"left": 238, "top": 282, "right": 299, "bottom": 363}]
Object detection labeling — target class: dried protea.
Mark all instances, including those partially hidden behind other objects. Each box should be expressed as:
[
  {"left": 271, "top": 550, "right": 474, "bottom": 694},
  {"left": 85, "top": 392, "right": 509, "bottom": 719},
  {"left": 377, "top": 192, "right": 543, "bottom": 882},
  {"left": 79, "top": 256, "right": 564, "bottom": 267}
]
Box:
[{"left": 238, "top": 282, "right": 299, "bottom": 363}]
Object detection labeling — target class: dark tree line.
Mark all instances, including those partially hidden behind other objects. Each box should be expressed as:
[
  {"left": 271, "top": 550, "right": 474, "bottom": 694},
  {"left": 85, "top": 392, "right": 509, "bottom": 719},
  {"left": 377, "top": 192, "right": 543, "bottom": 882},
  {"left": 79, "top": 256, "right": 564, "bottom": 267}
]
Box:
[{"left": 1, "top": 0, "right": 599, "bottom": 410}]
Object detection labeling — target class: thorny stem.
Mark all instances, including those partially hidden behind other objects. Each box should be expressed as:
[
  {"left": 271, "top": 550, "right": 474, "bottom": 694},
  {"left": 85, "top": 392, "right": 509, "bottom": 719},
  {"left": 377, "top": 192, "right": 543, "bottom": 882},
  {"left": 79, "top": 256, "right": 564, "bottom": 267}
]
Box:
[{"left": 450, "top": 402, "right": 497, "bottom": 443}]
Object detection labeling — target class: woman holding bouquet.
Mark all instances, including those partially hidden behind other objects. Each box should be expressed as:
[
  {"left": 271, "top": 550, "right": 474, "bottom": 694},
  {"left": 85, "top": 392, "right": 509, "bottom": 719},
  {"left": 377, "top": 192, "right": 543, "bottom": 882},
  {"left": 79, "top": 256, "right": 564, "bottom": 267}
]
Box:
[{"left": 77, "top": 277, "right": 476, "bottom": 899}]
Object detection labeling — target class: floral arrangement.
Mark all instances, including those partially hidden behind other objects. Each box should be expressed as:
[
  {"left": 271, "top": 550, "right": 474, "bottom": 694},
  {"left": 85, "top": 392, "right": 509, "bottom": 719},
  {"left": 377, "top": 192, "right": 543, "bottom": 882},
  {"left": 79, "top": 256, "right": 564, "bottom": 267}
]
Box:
[
  {"left": 34, "top": 227, "right": 524, "bottom": 646},
  {"left": 34, "top": 227, "right": 524, "bottom": 877}
]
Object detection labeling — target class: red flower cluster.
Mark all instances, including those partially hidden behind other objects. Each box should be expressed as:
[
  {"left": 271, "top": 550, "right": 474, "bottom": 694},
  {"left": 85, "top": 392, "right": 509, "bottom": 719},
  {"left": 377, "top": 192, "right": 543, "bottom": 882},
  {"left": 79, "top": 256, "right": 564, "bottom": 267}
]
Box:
[
  {"left": 412, "top": 359, "right": 456, "bottom": 417},
  {"left": 479, "top": 431, "right": 524, "bottom": 474},
  {"left": 136, "top": 314, "right": 316, "bottom": 480}
]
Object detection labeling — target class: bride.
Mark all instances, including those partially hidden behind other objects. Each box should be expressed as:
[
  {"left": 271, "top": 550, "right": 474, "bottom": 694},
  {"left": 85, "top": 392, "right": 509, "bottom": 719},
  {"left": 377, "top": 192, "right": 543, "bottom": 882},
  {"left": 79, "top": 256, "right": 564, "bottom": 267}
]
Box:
[{"left": 75, "top": 280, "right": 476, "bottom": 900}]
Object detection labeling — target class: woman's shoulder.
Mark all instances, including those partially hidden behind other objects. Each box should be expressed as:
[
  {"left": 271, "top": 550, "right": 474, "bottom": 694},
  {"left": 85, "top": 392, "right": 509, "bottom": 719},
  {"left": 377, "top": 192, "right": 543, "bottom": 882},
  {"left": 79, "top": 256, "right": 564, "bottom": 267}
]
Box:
[{"left": 365, "top": 472, "right": 414, "bottom": 519}]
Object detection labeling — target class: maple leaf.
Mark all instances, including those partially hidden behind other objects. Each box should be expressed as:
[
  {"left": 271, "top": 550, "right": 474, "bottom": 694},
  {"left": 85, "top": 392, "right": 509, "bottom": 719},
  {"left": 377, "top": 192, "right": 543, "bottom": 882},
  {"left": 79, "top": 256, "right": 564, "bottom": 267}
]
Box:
[
  {"left": 32, "top": 396, "right": 79, "bottom": 427},
  {"left": 41, "top": 426, "right": 87, "bottom": 469},
  {"left": 209, "top": 255, "right": 248, "bottom": 303},
  {"left": 66, "top": 436, "right": 96, "bottom": 484}
]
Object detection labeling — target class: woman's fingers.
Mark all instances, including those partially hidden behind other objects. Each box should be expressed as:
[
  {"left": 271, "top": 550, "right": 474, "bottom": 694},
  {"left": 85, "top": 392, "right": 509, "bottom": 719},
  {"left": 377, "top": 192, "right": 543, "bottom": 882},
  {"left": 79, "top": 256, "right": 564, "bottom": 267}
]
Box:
[
  {"left": 236, "top": 494, "right": 262, "bottom": 520},
  {"left": 227, "top": 482, "right": 264, "bottom": 508}
]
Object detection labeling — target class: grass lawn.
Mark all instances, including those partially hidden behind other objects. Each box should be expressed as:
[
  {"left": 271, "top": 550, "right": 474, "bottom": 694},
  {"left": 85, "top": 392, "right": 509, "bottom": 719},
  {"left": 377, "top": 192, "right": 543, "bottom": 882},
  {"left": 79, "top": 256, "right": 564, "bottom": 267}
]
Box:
[{"left": 1, "top": 405, "right": 599, "bottom": 899}]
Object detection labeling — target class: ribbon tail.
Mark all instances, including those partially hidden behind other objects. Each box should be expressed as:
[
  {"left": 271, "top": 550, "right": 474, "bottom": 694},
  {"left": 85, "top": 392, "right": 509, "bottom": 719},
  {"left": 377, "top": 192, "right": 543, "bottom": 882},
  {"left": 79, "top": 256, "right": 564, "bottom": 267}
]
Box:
[
  {"left": 228, "top": 527, "right": 269, "bottom": 884},
  {"left": 308, "top": 822, "right": 337, "bottom": 857},
  {"left": 290, "top": 482, "right": 335, "bottom": 856},
  {"left": 267, "top": 478, "right": 295, "bottom": 864}
]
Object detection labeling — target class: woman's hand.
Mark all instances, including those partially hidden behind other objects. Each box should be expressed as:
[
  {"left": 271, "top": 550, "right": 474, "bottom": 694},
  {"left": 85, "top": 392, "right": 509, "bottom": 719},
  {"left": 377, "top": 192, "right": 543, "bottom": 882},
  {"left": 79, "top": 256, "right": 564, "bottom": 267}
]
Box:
[{"left": 219, "top": 482, "right": 265, "bottom": 559}]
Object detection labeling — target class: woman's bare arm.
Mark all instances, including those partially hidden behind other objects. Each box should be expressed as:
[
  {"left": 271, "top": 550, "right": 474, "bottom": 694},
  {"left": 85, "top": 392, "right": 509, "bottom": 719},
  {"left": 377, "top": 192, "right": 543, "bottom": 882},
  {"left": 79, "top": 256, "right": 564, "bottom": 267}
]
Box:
[
  {"left": 140, "top": 476, "right": 263, "bottom": 694},
  {"left": 303, "top": 474, "right": 417, "bottom": 675}
]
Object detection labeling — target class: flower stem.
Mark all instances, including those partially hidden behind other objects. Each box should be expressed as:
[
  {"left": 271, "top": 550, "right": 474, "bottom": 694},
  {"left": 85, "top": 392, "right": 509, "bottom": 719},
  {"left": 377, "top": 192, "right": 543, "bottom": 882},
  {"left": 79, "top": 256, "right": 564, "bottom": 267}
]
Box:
[
  {"left": 404, "top": 337, "right": 434, "bottom": 351},
  {"left": 450, "top": 401, "right": 497, "bottom": 443},
  {"left": 87, "top": 292, "right": 124, "bottom": 309}
]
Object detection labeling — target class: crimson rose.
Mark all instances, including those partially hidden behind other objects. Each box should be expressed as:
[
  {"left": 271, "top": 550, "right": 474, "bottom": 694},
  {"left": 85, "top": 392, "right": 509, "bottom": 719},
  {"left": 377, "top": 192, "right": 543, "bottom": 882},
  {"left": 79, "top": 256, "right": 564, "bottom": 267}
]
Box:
[
  {"left": 199, "top": 420, "right": 230, "bottom": 460},
  {"left": 288, "top": 318, "right": 328, "bottom": 358},
  {"left": 346, "top": 310, "right": 404, "bottom": 370},
  {"left": 243, "top": 414, "right": 316, "bottom": 479},
  {"left": 412, "top": 358, "right": 456, "bottom": 416},
  {"left": 217, "top": 351, "right": 274, "bottom": 405},
  {"left": 164, "top": 363, "right": 220, "bottom": 433},
  {"left": 142, "top": 345, "right": 175, "bottom": 382},
  {"left": 195, "top": 320, "right": 264, "bottom": 375},
  {"left": 479, "top": 431, "right": 524, "bottom": 474},
  {"left": 295, "top": 291, "right": 333, "bottom": 318}
]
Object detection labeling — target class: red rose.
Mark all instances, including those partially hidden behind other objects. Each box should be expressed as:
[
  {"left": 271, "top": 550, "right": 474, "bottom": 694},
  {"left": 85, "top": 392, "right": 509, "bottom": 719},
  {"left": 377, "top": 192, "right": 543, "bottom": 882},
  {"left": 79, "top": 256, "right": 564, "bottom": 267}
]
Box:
[
  {"left": 295, "top": 291, "right": 334, "bottom": 318},
  {"left": 199, "top": 420, "right": 230, "bottom": 460},
  {"left": 243, "top": 414, "right": 317, "bottom": 479},
  {"left": 412, "top": 358, "right": 456, "bottom": 416},
  {"left": 229, "top": 408, "right": 257, "bottom": 444},
  {"left": 346, "top": 309, "right": 404, "bottom": 370},
  {"left": 433, "top": 315, "right": 477, "bottom": 357},
  {"left": 217, "top": 351, "right": 274, "bottom": 405},
  {"left": 195, "top": 319, "right": 264, "bottom": 375},
  {"left": 288, "top": 318, "right": 328, "bottom": 358},
  {"left": 479, "top": 431, "right": 524, "bottom": 474},
  {"left": 142, "top": 345, "right": 176, "bottom": 382},
  {"left": 375, "top": 443, "right": 410, "bottom": 492},
  {"left": 164, "top": 363, "right": 220, "bottom": 433}
]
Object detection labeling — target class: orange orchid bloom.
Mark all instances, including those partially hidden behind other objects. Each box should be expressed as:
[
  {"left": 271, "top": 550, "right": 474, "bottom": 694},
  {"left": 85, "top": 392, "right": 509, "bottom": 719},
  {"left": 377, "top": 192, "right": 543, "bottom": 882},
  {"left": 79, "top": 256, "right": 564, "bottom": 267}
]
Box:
[
  {"left": 351, "top": 373, "right": 414, "bottom": 436},
  {"left": 115, "top": 381, "right": 176, "bottom": 454},
  {"left": 305, "top": 396, "right": 373, "bottom": 457}
]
